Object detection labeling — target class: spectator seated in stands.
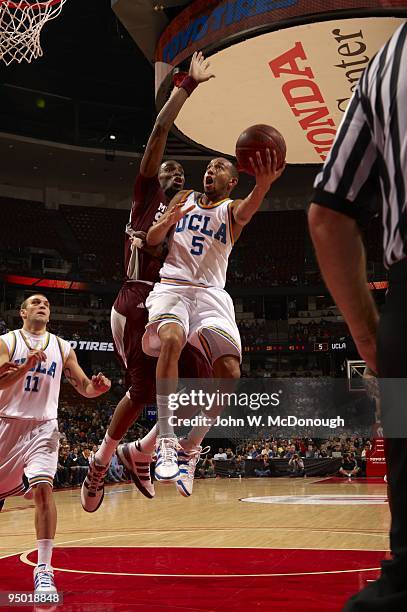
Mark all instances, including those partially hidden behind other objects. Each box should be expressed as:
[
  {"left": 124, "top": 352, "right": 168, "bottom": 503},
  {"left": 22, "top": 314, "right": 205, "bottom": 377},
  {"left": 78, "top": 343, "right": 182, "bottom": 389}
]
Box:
[
  {"left": 288, "top": 454, "right": 305, "bottom": 477},
  {"left": 246, "top": 444, "right": 260, "bottom": 459},
  {"left": 254, "top": 457, "right": 271, "bottom": 477},
  {"left": 107, "top": 452, "right": 126, "bottom": 482},
  {"left": 214, "top": 448, "right": 227, "bottom": 460},
  {"left": 55, "top": 449, "right": 70, "bottom": 488},
  {"left": 76, "top": 448, "right": 91, "bottom": 484},
  {"left": 305, "top": 444, "right": 317, "bottom": 458},
  {"left": 261, "top": 443, "right": 274, "bottom": 458},
  {"left": 198, "top": 455, "right": 216, "bottom": 478},
  {"left": 89, "top": 444, "right": 99, "bottom": 461},
  {"left": 339, "top": 453, "right": 360, "bottom": 479},
  {"left": 232, "top": 454, "right": 246, "bottom": 477},
  {"left": 361, "top": 442, "right": 372, "bottom": 459},
  {"left": 284, "top": 444, "right": 298, "bottom": 460},
  {"left": 66, "top": 446, "right": 80, "bottom": 485},
  {"left": 226, "top": 447, "right": 235, "bottom": 460}
]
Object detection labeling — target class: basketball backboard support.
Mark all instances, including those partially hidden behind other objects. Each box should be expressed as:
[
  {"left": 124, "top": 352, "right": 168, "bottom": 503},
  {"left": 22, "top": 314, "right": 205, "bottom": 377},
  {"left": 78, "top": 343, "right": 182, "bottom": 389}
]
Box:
[{"left": 347, "top": 359, "right": 367, "bottom": 392}]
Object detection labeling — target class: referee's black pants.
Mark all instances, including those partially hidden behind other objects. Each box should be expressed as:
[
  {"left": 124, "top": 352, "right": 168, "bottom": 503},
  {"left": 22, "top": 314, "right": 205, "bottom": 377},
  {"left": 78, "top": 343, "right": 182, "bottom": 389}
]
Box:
[{"left": 345, "top": 259, "right": 407, "bottom": 610}]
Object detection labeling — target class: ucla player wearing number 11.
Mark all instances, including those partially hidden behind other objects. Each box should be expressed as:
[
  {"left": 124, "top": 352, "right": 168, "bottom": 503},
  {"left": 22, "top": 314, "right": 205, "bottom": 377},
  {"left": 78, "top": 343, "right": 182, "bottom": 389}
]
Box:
[
  {"left": 0, "top": 294, "right": 111, "bottom": 594},
  {"left": 142, "top": 150, "right": 285, "bottom": 483}
]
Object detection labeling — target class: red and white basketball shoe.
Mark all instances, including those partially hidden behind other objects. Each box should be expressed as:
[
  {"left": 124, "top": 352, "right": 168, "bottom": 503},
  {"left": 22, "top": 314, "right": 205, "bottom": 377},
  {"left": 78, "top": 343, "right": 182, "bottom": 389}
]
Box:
[
  {"left": 117, "top": 441, "right": 155, "bottom": 499},
  {"left": 80, "top": 457, "right": 108, "bottom": 513}
]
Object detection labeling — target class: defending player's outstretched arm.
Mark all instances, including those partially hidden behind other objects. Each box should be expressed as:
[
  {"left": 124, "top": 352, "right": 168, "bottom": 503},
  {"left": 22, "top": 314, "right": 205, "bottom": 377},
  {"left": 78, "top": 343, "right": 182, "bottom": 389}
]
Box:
[
  {"left": 232, "top": 149, "right": 285, "bottom": 227},
  {"left": 140, "top": 51, "right": 215, "bottom": 179},
  {"left": 63, "top": 348, "right": 111, "bottom": 398}
]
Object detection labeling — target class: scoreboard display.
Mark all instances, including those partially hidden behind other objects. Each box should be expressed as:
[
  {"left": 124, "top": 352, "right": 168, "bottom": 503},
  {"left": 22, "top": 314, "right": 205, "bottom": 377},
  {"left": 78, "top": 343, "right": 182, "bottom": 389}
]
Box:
[
  {"left": 243, "top": 340, "right": 349, "bottom": 354},
  {"left": 313, "top": 342, "right": 329, "bottom": 352}
]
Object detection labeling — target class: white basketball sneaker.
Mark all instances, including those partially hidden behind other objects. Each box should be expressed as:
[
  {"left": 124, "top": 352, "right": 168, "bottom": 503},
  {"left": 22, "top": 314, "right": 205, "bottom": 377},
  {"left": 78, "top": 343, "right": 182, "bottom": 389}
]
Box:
[
  {"left": 154, "top": 437, "right": 180, "bottom": 483},
  {"left": 34, "top": 563, "right": 56, "bottom": 592},
  {"left": 117, "top": 441, "right": 155, "bottom": 499},
  {"left": 80, "top": 457, "right": 108, "bottom": 513},
  {"left": 176, "top": 444, "right": 210, "bottom": 497}
]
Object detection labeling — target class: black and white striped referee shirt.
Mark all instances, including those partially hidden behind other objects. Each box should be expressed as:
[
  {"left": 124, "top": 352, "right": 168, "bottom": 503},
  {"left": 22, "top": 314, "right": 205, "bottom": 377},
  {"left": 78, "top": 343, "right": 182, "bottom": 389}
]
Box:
[{"left": 312, "top": 21, "right": 407, "bottom": 269}]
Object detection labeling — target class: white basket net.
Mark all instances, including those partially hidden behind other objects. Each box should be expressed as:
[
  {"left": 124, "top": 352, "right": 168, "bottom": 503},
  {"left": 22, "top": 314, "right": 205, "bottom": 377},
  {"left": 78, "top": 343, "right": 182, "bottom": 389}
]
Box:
[{"left": 0, "top": 0, "right": 66, "bottom": 66}]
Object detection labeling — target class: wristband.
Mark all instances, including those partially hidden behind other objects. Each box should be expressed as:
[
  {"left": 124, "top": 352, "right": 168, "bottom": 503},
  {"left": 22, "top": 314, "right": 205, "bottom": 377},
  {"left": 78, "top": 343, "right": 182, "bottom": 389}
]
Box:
[{"left": 179, "top": 75, "right": 198, "bottom": 96}]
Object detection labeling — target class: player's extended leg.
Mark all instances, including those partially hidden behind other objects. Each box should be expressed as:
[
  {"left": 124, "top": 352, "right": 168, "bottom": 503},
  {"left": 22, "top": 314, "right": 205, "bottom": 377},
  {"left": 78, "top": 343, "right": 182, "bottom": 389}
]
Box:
[
  {"left": 23, "top": 420, "right": 60, "bottom": 593},
  {"left": 212, "top": 354, "right": 241, "bottom": 379},
  {"left": 175, "top": 354, "right": 240, "bottom": 497},
  {"left": 174, "top": 285, "right": 242, "bottom": 499},
  {"left": 81, "top": 395, "right": 141, "bottom": 511},
  {"left": 82, "top": 296, "right": 157, "bottom": 511},
  {"left": 154, "top": 322, "right": 184, "bottom": 483},
  {"left": 32, "top": 482, "right": 57, "bottom": 593},
  {"left": 130, "top": 342, "right": 213, "bottom": 483}
]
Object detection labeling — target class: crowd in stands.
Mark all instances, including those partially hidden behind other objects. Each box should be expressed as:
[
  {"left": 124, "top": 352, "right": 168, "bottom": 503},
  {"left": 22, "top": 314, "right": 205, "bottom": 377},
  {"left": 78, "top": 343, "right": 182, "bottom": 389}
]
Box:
[
  {"left": 200, "top": 436, "right": 373, "bottom": 479},
  {"left": 0, "top": 197, "right": 386, "bottom": 288},
  {"left": 235, "top": 436, "right": 372, "bottom": 460},
  {"left": 288, "top": 319, "right": 349, "bottom": 342},
  {"left": 53, "top": 382, "right": 374, "bottom": 488},
  {"left": 239, "top": 319, "right": 284, "bottom": 346}
]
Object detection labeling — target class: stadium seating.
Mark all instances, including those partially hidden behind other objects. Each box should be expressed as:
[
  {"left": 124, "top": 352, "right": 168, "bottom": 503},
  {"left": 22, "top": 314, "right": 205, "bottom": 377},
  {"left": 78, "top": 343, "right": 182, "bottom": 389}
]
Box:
[{"left": 0, "top": 198, "right": 385, "bottom": 286}]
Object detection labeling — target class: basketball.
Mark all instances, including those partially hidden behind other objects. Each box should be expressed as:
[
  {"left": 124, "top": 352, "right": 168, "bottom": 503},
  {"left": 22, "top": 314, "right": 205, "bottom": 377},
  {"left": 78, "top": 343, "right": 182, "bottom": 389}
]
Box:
[{"left": 235, "top": 124, "right": 286, "bottom": 175}]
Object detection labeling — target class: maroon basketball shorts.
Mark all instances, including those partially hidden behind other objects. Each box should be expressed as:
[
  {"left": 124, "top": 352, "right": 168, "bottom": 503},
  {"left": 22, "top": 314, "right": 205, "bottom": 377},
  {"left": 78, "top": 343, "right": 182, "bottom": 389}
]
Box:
[{"left": 111, "top": 281, "right": 211, "bottom": 405}]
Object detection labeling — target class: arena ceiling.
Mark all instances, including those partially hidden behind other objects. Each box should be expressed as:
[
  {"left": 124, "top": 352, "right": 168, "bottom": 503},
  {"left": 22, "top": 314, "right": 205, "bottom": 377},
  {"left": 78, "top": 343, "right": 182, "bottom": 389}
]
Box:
[
  {"left": 0, "top": 1, "right": 405, "bottom": 198},
  {"left": 0, "top": 0, "right": 198, "bottom": 155},
  {"left": 0, "top": 1, "right": 405, "bottom": 164}
]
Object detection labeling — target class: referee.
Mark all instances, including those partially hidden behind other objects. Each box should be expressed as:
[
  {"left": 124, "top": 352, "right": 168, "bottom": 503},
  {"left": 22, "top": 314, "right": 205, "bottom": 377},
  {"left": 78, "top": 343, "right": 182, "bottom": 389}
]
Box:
[{"left": 309, "top": 21, "right": 407, "bottom": 610}]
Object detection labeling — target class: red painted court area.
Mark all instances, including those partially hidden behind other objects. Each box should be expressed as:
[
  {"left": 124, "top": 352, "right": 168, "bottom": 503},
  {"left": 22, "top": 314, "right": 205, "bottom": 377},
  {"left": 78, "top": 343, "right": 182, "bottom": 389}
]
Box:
[{"left": 0, "top": 547, "right": 387, "bottom": 611}]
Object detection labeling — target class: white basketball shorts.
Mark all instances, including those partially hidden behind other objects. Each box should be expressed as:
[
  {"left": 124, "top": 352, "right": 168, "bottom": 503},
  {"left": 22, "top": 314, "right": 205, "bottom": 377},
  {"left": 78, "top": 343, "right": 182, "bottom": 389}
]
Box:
[
  {"left": 142, "top": 283, "right": 241, "bottom": 364},
  {"left": 0, "top": 418, "right": 59, "bottom": 500}
]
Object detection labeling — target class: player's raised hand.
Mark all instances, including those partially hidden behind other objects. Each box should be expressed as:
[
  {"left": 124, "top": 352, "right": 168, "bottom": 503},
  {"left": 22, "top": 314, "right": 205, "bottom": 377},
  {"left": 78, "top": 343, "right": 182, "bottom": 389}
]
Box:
[
  {"left": 91, "top": 372, "right": 111, "bottom": 394},
  {"left": 249, "top": 149, "right": 286, "bottom": 192},
  {"left": 0, "top": 361, "right": 19, "bottom": 378},
  {"left": 165, "top": 201, "right": 195, "bottom": 228},
  {"left": 26, "top": 349, "right": 47, "bottom": 369},
  {"left": 189, "top": 51, "right": 215, "bottom": 83}
]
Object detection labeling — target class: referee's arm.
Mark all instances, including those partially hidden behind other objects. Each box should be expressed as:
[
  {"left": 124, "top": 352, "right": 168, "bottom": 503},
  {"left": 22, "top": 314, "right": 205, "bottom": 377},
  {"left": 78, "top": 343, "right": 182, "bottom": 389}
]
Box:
[
  {"left": 308, "top": 86, "right": 379, "bottom": 372},
  {"left": 308, "top": 205, "right": 378, "bottom": 372}
]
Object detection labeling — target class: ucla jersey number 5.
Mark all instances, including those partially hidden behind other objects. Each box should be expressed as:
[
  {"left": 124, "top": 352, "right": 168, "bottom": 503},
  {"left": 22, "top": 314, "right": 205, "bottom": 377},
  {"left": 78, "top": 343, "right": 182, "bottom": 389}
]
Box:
[{"left": 176, "top": 213, "right": 228, "bottom": 257}]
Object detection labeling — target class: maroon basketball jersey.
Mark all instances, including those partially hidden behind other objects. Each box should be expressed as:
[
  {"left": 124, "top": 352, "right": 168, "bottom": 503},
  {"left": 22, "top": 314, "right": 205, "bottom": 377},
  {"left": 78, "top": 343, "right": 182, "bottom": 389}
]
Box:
[{"left": 124, "top": 173, "right": 168, "bottom": 282}]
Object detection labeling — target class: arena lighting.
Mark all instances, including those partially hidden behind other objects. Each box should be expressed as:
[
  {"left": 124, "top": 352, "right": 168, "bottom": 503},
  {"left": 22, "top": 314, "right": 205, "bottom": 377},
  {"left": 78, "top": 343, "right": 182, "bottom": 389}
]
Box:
[
  {"left": 4, "top": 274, "right": 88, "bottom": 291},
  {"left": 368, "top": 280, "right": 388, "bottom": 290},
  {"left": 155, "top": 0, "right": 406, "bottom": 163}
]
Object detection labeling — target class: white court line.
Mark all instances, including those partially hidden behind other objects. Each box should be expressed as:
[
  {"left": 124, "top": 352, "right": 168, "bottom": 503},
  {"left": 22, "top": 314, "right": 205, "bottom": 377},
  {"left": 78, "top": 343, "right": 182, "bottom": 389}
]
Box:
[
  {"left": 19, "top": 548, "right": 382, "bottom": 579},
  {"left": 0, "top": 525, "right": 389, "bottom": 562}
]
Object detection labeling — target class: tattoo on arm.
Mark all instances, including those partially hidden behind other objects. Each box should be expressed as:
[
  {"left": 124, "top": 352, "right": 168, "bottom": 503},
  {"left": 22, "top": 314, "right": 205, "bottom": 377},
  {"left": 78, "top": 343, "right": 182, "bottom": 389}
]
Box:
[{"left": 64, "top": 367, "right": 89, "bottom": 393}]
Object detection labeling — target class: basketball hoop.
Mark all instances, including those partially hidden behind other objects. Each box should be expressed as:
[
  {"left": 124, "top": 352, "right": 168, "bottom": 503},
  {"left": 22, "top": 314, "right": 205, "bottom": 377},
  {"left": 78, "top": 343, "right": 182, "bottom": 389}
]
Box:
[{"left": 0, "top": 0, "right": 66, "bottom": 66}]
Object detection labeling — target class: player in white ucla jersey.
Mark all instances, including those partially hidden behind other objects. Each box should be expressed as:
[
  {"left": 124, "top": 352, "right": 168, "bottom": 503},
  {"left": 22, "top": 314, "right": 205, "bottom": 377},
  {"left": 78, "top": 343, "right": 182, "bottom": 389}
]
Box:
[
  {"left": 142, "top": 151, "right": 285, "bottom": 486},
  {"left": 0, "top": 294, "right": 111, "bottom": 593}
]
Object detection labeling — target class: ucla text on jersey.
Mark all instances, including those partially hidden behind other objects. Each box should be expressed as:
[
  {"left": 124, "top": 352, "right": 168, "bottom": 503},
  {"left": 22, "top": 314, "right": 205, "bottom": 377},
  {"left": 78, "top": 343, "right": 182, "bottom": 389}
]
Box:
[
  {"left": 160, "top": 191, "right": 234, "bottom": 289},
  {"left": 175, "top": 212, "right": 227, "bottom": 255}
]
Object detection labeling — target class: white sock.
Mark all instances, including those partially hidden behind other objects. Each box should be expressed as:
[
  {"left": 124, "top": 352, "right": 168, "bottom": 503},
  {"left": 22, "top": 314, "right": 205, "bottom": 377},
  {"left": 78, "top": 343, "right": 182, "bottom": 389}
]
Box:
[
  {"left": 95, "top": 433, "right": 118, "bottom": 466},
  {"left": 37, "top": 539, "right": 53, "bottom": 567},
  {"left": 138, "top": 425, "right": 158, "bottom": 455},
  {"left": 182, "top": 413, "right": 216, "bottom": 451},
  {"left": 157, "top": 394, "right": 175, "bottom": 439}
]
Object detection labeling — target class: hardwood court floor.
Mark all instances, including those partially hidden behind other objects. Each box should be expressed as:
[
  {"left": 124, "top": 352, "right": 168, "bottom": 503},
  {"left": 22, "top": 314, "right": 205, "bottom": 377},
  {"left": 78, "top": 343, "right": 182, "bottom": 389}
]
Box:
[{"left": 0, "top": 477, "right": 390, "bottom": 611}]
